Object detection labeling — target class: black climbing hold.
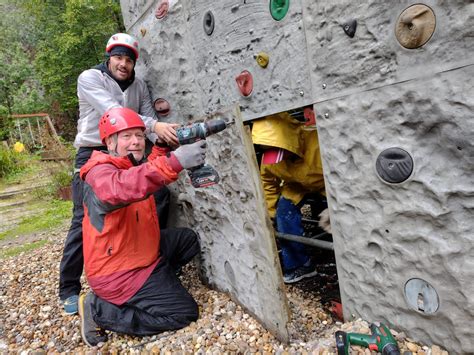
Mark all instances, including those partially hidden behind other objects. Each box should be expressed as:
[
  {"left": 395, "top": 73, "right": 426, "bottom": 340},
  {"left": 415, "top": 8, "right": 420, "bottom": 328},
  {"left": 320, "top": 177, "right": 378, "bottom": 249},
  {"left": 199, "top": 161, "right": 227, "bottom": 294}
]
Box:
[
  {"left": 203, "top": 11, "right": 215, "bottom": 36},
  {"left": 342, "top": 19, "right": 357, "bottom": 38},
  {"left": 375, "top": 147, "right": 413, "bottom": 184}
]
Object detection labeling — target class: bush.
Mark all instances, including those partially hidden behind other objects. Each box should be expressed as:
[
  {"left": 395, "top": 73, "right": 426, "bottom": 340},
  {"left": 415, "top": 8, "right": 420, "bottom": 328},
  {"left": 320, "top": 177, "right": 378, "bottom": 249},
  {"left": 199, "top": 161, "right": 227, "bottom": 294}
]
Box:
[
  {"left": 0, "top": 145, "right": 28, "bottom": 178},
  {"left": 52, "top": 168, "right": 73, "bottom": 189}
]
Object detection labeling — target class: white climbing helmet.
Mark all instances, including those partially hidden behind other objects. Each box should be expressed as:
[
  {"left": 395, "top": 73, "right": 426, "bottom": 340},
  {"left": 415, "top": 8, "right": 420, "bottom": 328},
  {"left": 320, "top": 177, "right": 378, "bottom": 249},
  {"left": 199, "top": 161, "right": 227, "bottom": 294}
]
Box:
[{"left": 106, "top": 33, "right": 139, "bottom": 60}]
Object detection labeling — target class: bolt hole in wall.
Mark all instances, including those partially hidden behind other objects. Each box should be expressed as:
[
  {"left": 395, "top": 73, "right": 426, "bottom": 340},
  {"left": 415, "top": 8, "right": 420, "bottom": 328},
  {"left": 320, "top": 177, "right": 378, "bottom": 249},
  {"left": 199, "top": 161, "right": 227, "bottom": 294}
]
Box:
[{"left": 246, "top": 105, "right": 342, "bottom": 318}]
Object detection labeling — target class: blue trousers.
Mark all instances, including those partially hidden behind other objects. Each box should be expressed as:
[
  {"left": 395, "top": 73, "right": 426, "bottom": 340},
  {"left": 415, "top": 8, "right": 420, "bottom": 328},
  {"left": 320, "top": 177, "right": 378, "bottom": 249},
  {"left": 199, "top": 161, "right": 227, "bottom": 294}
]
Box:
[{"left": 276, "top": 197, "right": 310, "bottom": 272}]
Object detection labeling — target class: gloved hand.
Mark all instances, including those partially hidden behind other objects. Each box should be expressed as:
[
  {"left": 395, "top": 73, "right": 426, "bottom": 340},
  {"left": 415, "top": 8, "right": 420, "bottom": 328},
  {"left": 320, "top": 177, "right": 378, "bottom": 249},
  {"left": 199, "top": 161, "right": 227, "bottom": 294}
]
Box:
[{"left": 172, "top": 141, "right": 207, "bottom": 169}]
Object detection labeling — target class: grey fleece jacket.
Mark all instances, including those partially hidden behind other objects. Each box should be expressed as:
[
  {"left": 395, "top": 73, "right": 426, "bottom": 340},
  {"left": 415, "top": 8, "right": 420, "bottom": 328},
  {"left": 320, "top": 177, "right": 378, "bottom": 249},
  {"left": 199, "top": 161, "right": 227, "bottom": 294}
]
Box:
[{"left": 74, "top": 68, "right": 158, "bottom": 148}]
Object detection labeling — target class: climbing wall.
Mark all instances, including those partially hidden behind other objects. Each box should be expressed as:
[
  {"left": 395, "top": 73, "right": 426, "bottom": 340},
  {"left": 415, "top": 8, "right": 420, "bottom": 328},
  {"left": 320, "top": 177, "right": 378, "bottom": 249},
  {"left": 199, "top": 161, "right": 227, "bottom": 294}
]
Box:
[
  {"left": 120, "top": 0, "right": 474, "bottom": 352},
  {"left": 122, "top": 0, "right": 312, "bottom": 123},
  {"left": 303, "top": 1, "right": 474, "bottom": 353}
]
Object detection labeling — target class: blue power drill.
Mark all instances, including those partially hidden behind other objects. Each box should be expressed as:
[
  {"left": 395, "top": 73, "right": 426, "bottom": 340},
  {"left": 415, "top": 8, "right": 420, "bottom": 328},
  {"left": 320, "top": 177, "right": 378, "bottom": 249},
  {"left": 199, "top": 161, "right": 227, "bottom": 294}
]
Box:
[{"left": 176, "top": 119, "right": 230, "bottom": 188}]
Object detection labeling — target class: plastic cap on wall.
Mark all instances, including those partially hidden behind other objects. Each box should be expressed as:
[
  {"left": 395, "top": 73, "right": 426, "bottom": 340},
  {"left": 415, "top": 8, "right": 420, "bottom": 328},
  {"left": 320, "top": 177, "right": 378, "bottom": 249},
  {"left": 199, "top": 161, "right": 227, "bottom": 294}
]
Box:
[
  {"left": 203, "top": 10, "right": 215, "bottom": 36},
  {"left": 154, "top": 98, "right": 171, "bottom": 116}
]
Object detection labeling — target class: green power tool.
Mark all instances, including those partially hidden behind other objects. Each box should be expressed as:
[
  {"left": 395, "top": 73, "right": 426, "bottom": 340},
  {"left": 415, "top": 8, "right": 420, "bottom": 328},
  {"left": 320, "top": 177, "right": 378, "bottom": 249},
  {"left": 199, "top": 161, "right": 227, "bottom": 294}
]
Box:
[{"left": 335, "top": 323, "right": 400, "bottom": 355}]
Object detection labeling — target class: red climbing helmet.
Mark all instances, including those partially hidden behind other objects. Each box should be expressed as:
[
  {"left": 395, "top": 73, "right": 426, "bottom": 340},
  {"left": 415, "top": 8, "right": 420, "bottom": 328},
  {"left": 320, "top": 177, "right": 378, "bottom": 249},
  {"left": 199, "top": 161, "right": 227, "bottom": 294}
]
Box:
[
  {"left": 106, "top": 33, "right": 139, "bottom": 60},
  {"left": 99, "top": 107, "right": 145, "bottom": 143}
]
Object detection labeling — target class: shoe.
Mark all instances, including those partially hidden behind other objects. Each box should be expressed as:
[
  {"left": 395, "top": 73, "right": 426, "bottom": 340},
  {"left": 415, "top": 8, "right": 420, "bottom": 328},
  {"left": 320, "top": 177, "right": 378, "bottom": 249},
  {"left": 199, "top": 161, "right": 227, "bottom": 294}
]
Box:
[
  {"left": 62, "top": 295, "right": 79, "bottom": 315},
  {"left": 283, "top": 264, "right": 318, "bottom": 284},
  {"left": 78, "top": 293, "right": 108, "bottom": 347}
]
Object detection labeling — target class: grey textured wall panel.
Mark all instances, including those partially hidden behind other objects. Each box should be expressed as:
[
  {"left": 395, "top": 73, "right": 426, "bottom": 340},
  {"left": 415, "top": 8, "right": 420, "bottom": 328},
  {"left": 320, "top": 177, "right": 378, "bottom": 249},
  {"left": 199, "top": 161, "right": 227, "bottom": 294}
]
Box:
[
  {"left": 187, "top": 0, "right": 313, "bottom": 120},
  {"left": 315, "top": 65, "right": 474, "bottom": 353},
  {"left": 122, "top": 0, "right": 313, "bottom": 122},
  {"left": 121, "top": 0, "right": 474, "bottom": 351},
  {"left": 302, "top": 0, "right": 474, "bottom": 102},
  {"left": 121, "top": 0, "right": 155, "bottom": 30},
  {"left": 172, "top": 106, "right": 290, "bottom": 341},
  {"left": 123, "top": 0, "right": 203, "bottom": 123}
]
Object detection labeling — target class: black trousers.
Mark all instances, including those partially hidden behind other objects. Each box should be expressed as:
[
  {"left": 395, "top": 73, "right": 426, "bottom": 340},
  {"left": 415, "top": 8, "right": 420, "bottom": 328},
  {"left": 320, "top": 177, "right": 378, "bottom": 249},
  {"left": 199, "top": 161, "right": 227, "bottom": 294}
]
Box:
[
  {"left": 58, "top": 146, "right": 171, "bottom": 300},
  {"left": 91, "top": 228, "right": 200, "bottom": 336}
]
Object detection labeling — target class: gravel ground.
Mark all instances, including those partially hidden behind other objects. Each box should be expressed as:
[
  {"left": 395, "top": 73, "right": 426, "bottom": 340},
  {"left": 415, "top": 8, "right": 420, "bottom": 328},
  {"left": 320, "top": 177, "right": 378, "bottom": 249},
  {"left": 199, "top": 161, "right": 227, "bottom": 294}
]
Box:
[{"left": 0, "top": 225, "right": 449, "bottom": 354}]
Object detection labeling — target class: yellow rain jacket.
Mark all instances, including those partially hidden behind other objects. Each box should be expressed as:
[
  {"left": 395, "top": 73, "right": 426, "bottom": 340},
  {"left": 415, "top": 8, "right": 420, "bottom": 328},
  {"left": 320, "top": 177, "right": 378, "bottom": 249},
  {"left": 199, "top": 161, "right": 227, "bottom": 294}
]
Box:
[{"left": 252, "top": 112, "right": 326, "bottom": 218}]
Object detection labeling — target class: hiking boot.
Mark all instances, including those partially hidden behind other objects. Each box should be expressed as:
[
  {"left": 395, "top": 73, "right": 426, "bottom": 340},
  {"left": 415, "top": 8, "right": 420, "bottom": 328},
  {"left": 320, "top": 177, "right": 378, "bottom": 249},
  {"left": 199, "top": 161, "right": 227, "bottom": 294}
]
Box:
[
  {"left": 78, "top": 293, "right": 108, "bottom": 347},
  {"left": 62, "top": 295, "right": 79, "bottom": 315},
  {"left": 283, "top": 264, "right": 318, "bottom": 284}
]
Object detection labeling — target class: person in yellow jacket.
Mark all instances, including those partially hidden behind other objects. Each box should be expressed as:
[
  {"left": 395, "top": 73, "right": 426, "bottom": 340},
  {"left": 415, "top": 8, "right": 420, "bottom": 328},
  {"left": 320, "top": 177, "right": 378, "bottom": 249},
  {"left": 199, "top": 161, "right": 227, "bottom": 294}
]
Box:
[{"left": 252, "top": 110, "right": 326, "bottom": 283}]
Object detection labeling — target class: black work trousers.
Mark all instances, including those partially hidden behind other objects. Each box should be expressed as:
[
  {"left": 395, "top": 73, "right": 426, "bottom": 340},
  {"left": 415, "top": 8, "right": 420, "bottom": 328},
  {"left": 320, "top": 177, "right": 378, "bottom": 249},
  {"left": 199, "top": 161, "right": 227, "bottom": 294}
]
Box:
[
  {"left": 58, "top": 146, "right": 171, "bottom": 300},
  {"left": 91, "top": 227, "right": 200, "bottom": 336}
]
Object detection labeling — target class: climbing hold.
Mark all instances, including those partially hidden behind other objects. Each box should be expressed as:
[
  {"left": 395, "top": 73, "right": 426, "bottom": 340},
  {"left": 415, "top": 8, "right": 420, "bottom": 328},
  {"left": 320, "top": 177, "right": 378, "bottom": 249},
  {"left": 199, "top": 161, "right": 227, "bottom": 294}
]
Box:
[
  {"left": 405, "top": 278, "right": 439, "bottom": 314},
  {"left": 154, "top": 98, "right": 171, "bottom": 116},
  {"left": 235, "top": 70, "right": 253, "bottom": 97},
  {"left": 270, "top": 0, "right": 290, "bottom": 21},
  {"left": 155, "top": 0, "right": 169, "bottom": 19},
  {"left": 255, "top": 52, "right": 269, "bottom": 68},
  {"left": 395, "top": 4, "right": 436, "bottom": 49},
  {"left": 375, "top": 147, "right": 413, "bottom": 183},
  {"left": 140, "top": 28, "right": 147, "bottom": 37},
  {"left": 203, "top": 10, "right": 215, "bottom": 36},
  {"left": 342, "top": 19, "right": 357, "bottom": 38}
]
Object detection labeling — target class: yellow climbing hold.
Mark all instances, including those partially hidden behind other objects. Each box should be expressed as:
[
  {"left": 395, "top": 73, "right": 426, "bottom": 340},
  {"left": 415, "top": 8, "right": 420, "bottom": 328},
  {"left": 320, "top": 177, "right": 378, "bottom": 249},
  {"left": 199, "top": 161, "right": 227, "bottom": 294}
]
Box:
[{"left": 256, "top": 52, "right": 269, "bottom": 68}]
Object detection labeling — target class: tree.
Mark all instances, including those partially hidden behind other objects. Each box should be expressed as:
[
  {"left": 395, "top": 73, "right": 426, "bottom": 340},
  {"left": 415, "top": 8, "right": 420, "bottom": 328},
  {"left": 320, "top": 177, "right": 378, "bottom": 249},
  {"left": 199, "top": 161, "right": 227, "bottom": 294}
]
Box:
[
  {"left": 0, "top": 0, "right": 46, "bottom": 139},
  {"left": 22, "top": 0, "right": 124, "bottom": 116}
]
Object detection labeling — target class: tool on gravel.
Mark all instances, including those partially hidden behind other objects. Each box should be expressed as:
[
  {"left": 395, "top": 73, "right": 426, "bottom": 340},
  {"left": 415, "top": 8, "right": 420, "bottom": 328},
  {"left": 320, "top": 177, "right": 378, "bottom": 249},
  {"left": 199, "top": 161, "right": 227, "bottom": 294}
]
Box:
[{"left": 335, "top": 322, "right": 400, "bottom": 355}]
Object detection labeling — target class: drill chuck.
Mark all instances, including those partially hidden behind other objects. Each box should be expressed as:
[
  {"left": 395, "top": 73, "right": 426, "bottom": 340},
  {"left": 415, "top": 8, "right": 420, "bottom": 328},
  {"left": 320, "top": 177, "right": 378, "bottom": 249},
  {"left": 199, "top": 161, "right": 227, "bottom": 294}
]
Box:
[
  {"left": 176, "top": 119, "right": 227, "bottom": 145},
  {"left": 383, "top": 343, "right": 400, "bottom": 355}
]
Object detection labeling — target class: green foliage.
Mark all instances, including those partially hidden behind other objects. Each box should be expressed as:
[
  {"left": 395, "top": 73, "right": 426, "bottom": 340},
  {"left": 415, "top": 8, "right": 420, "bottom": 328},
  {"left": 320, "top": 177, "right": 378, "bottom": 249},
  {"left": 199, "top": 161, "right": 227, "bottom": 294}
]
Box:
[
  {"left": 0, "top": 145, "right": 28, "bottom": 178},
  {"left": 21, "top": 0, "right": 125, "bottom": 115},
  {"left": 0, "top": 199, "right": 72, "bottom": 242},
  {"left": 0, "top": 0, "right": 46, "bottom": 118},
  {"left": 52, "top": 167, "right": 73, "bottom": 189},
  {"left": 0, "top": 0, "right": 125, "bottom": 140}
]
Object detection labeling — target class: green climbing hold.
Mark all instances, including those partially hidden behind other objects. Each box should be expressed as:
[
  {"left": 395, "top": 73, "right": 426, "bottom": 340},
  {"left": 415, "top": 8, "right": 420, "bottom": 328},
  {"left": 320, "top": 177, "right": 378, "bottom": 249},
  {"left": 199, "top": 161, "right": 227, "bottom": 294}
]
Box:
[{"left": 270, "top": 0, "right": 290, "bottom": 21}]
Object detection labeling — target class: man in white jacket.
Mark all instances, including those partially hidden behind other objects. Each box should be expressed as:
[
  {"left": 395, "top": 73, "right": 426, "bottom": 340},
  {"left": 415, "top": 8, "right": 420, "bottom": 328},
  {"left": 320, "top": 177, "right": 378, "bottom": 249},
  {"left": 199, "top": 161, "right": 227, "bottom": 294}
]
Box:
[{"left": 59, "top": 33, "right": 178, "bottom": 314}]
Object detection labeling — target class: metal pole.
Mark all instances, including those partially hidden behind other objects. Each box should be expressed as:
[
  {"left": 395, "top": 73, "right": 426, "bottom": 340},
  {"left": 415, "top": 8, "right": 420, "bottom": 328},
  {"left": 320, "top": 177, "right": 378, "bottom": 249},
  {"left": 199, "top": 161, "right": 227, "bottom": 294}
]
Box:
[
  {"left": 27, "top": 119, "right": 36, "bottom": 146},
  {"left": 16, "top": 120, "right": 22, "bottom": 142},
  {"left": 275, "top": 232, "right": 334, "bottom": 251},
  {"left": 36, "top": 117, "right": 44, "bottom": 147}
]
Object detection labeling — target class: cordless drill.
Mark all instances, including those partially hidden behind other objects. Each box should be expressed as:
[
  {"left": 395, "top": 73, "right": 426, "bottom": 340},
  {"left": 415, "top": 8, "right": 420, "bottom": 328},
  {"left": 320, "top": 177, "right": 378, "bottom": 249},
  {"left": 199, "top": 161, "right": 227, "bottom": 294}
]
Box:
[
  {"left": 335, "top": 323, "right": 400, "bottom": 355},
  {"left": 176, "top": 119, "right": 230, "bottom": 188}
]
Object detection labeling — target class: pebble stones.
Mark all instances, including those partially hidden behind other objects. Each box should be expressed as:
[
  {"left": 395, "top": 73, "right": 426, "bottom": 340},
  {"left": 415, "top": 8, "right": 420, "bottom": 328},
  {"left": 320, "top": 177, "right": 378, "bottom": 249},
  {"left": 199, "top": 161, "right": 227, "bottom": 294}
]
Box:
[{"left": 0, "top": 225, "right": 449, "bottom": 353}]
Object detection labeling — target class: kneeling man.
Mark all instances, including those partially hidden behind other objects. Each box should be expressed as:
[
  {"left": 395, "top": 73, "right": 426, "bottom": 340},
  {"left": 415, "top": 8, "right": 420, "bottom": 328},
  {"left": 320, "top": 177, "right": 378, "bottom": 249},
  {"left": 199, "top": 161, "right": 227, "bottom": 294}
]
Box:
[{"left": 78, "top": 107, "right": 206, "bottom": 346}]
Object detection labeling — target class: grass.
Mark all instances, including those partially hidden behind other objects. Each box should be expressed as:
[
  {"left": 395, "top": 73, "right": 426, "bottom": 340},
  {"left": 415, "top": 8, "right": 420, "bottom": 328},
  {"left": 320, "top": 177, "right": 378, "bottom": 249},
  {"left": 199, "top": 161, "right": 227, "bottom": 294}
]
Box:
[
  {"left": 0, "top": 154, "right": 42, "bottom": 189},
  {"left": 0, "top": 199, "right": 72, "bottom": 242},
  {"left": 0, "top": 240, "right": 49, "bottom": 258}
]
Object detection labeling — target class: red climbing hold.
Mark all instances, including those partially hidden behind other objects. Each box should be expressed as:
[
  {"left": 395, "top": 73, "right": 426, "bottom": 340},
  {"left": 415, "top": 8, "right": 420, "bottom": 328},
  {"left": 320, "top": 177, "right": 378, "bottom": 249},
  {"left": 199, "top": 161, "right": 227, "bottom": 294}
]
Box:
[
  {"left": 155, "top": 0, "right": 169, "bottom": 19},
  {"left": 235, "top": 70, "right": 253, "bottom": 97}
]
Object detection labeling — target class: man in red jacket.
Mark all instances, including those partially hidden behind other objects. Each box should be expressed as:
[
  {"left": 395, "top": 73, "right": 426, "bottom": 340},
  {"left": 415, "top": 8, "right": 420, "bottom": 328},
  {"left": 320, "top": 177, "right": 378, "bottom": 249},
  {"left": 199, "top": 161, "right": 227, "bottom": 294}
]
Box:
[{"left": 78, "top": 107, "right": 206, "bottom": 347}]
